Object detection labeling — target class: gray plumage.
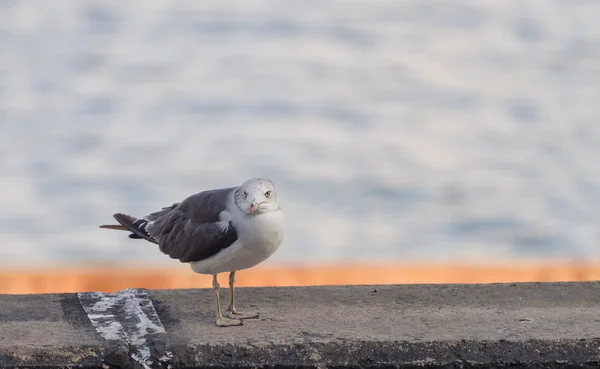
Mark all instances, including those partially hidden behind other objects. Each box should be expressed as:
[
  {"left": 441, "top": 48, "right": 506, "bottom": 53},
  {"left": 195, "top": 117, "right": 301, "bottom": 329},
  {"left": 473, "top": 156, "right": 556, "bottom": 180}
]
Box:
[{"left": 107, "top": 187, "right": 239, "bottom": 263}]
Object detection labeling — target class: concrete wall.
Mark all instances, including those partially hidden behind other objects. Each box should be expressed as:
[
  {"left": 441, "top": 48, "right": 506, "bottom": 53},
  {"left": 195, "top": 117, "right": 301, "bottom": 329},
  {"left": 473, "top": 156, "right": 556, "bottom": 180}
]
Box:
[{"left": 1, "top": 283, "right": 600, "bottom": 368}]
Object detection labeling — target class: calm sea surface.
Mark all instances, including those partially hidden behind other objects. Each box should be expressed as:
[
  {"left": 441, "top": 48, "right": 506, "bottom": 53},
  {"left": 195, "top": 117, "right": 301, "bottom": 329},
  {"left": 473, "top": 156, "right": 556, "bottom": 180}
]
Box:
[{"left": 1, "top": 1, "right": 600, "bottom": 267}]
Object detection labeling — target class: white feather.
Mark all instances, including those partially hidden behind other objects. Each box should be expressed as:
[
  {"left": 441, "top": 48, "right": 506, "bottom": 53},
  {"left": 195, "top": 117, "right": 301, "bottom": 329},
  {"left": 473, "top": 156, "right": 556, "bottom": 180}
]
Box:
[{"left": 190, "top": 189, "right": 284, "bottom": 275}]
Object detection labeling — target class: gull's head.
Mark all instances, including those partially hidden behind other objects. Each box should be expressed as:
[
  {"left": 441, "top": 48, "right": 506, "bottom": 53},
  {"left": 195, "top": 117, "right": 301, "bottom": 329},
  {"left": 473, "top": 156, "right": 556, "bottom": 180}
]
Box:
[{"left": 235, "top": 178, "right": 280, "bottom": 216}]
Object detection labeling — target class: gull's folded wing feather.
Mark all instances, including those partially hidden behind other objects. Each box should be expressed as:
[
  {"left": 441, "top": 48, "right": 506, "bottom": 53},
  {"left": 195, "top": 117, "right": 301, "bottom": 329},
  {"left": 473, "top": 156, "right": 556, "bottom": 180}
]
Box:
[{"left": 146, "top": 187, "right": 239, "bottom": 263}]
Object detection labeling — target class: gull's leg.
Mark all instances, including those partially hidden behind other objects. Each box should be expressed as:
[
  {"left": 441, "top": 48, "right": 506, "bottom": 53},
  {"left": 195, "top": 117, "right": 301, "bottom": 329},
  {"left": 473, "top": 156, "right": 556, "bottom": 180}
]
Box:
[
  {"left": 213, "top": 274, "right": 242, "bottom": 327},
  {"left": 225, "top": 271, "right": 259, "bottom": 319}
]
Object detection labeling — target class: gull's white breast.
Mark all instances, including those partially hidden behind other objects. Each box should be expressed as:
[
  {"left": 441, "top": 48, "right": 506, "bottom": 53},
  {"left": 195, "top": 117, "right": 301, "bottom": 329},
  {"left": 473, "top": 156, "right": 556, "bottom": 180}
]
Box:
[{"left": 190, "top": 193, "right": 285, "bottom": 275}]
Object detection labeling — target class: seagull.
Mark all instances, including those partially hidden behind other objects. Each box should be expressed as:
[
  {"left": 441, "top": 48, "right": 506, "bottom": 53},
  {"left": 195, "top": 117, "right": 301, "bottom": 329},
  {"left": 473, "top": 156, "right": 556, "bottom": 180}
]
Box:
[{"left": 99, "top": 178, "right": 285, "bottom": 327}]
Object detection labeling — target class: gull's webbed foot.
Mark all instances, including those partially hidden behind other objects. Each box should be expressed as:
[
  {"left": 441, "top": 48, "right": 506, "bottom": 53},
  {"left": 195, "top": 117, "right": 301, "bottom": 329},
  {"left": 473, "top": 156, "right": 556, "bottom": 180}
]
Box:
[
  {"left": 216, "top": 315, "right": 243, "bottom": 327},
  {"left": 225, "top": 308, "right": 259, "bottom": 320}
]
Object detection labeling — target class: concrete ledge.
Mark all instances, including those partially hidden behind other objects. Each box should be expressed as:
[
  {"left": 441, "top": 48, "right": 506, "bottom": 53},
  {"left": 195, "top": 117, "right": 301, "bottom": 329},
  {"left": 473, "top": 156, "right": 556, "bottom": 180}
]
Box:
[{"left": 1, "top": 282, "right": 600, "bottom": 368}]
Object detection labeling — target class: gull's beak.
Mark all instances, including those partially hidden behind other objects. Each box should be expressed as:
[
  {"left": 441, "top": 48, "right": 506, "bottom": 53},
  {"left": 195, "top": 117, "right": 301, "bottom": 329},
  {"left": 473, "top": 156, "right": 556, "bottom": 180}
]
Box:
[{"left": 249, "top": 199, "right": 258, "bottom": 215}]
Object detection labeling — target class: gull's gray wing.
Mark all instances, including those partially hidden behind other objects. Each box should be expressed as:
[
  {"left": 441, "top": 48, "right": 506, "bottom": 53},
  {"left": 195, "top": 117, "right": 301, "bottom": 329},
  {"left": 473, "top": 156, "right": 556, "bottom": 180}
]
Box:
[{"left": 110, "top": 187, "right": 240, "bottom": 263}]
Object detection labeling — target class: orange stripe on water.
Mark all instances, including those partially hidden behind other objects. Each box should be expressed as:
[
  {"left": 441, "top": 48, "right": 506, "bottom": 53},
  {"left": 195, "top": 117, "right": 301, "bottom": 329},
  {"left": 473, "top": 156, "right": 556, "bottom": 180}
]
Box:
[{"left": 1, "top": 262, "right": 599, "bottom": 294}]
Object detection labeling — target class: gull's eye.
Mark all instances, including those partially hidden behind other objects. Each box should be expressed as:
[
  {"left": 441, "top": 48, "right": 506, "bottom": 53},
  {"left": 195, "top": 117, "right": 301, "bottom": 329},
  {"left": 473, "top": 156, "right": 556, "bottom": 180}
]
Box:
[
  {"left": 243, "top": 191, "right": 248, "bottom": 198},
  {"left": 265, "top": 191, "right": 272, "bottom": 198}
]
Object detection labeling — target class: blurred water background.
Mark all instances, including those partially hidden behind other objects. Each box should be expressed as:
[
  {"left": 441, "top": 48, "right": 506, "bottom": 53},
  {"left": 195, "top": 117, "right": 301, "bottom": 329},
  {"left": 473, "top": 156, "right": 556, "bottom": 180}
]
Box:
[{"left": 1, "top": 0, "right": 599, "bottom": 268}]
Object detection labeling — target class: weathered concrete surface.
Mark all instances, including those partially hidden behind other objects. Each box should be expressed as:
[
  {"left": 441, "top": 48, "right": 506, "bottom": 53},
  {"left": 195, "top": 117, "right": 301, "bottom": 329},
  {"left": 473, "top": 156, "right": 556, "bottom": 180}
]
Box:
[
  {"left": 0, "top": 293, "right": 108, "bottom": 368},
  {"left": 2, "top": 282, "right": 600, "bottom": 368}
]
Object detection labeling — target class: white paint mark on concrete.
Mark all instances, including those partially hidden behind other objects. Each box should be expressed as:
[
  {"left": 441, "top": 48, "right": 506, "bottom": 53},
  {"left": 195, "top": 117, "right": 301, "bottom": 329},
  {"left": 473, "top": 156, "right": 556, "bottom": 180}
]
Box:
[{"left": 77, "top": 288, "right": 172, "bottom": 369}]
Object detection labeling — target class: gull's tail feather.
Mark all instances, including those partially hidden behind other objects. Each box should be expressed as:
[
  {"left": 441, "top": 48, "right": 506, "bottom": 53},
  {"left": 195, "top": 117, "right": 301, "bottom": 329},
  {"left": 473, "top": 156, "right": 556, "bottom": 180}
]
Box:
[
  {"left": 99, "top": 224, "right": 128, "bottom": 231},
  {"left": 100, "top": 213, "right": 158, "bottom": 244}
]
